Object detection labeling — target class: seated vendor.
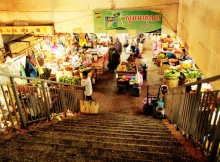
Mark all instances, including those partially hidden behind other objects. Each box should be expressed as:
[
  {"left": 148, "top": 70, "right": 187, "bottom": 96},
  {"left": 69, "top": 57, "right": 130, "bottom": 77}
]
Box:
[
  {"left": 127, "top": 54, "right": 134, "bottom": 62},
  {"left": 166, "top": 51, "right": 175, "bottom": 59},
  {"left": 179, "top": 48, "right": 190, "bottom": 61}
]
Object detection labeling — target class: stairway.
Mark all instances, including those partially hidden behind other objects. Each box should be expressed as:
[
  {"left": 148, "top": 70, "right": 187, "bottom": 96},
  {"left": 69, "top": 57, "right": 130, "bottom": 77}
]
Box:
[{"left": 0, "top": 113, "right": 195, "bottom": 161}]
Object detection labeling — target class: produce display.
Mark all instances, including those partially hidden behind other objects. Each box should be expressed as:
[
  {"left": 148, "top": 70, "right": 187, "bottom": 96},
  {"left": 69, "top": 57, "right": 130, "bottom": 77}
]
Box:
[
  {"left": 181, "top": 68, "right": 201, "bottom": 79},
  {"left": 164, "top": 69, "right": 180, "bottom": 80},
  {"left": 117, "top": 62, "right": 136, "bottom": 72},
  {"left": 79, "top": 65, "right": 91, "bottom": 73},
  {"left": 117, "top": 65, "right": 127, "bottom": 72},
  {"left": 39, "top": 68, "right": 52, "bottom": 80},
  {"left": 158, "top": 53, "right": 166, "bottom": 59},
  {"left": 59, "top": 76, "right": 80, "bottom": 85}
]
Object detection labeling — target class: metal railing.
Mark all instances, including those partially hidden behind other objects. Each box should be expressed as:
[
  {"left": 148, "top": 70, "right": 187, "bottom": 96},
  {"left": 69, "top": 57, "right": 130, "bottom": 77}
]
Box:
[
  {"left": 165, "top": 75, "right": 220, "bottom": 162},
  {"left": 0, "top": 72, "right": 84, "bottom": 130}
]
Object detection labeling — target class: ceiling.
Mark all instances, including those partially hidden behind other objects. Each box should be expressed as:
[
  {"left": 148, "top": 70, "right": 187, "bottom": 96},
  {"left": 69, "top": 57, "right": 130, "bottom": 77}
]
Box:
[{"left": 0, "top": 0, "right": 179, "bottom": 33}]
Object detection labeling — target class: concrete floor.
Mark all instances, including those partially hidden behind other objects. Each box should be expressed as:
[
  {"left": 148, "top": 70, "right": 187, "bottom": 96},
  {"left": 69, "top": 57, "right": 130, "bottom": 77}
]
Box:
[{"left": 92, "top": 36, "right": 163, "bottom": 114}]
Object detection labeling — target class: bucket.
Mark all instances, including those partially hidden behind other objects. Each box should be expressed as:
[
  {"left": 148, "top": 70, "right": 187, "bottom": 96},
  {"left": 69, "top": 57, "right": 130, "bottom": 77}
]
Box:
[{"left": 132, "top": 84, "right": 141, "bottom": 97}]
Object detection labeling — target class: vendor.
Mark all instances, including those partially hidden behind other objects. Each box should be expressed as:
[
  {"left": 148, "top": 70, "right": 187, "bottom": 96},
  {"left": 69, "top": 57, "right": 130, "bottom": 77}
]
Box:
[
  {"left": 127, "top": 54, "right": 134, "bottom": 63},
  {"left": 179, "top": 48, "right": 190, "bottom": 61},
  {"left": 133, "top": 44, "right": 140, "bottom": 57}
]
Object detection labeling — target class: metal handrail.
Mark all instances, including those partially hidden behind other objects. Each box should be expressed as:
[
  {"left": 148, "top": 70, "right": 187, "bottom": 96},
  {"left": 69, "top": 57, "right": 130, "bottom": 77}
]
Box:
[
  {"left": 165, "top": 75, "right": 220, "bottom": 162},
  {"left": 0, "top": 72, "right": 85, "bottom": 130}
]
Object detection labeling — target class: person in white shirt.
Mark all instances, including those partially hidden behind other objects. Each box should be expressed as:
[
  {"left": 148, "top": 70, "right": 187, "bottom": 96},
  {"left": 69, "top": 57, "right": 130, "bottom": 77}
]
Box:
[
  {"left": 130, "top": 38, "right": 137, "bottom": 53},
  {"left": 81, "top": 71, "right": 93, "bottom": 100}
]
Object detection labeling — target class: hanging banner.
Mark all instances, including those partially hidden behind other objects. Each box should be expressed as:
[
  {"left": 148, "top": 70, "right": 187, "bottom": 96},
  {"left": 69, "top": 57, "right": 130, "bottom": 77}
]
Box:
[
  {"left": 94, "top": 10, "right": 162, "bottom": 33},
  {"left": 0, "top": 26, "right": 54, "bottom": 35}
]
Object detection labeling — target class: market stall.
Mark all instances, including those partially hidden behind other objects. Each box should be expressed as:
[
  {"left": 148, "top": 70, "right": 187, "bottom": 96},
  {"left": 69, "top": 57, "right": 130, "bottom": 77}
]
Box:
[
  {"left": 151, "top": 34, "right": 213, "bottom": 91},
  {"left": 116, "top": 61, "right": 143, "bottom": 97}
]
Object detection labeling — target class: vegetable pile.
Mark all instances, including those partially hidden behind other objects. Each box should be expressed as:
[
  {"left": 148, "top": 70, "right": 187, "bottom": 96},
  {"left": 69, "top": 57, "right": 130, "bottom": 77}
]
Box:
[
  {"left": 59, "top": 76, "right": 80, "bottom": 85},
  {"left": 164, "top": 69, "right": 180, "bottom": 80},
  {"left": 79, "top": 65, "right": 91, "bottom": 73},
  {"left": 40, "top": 68, "right": 52, "bottom": 80},
  {"left": 181, "top": 68, "right": 201, "bottom": 79}
]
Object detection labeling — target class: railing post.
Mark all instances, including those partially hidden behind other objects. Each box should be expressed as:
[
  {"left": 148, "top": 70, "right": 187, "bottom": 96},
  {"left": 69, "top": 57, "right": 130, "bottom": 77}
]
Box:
[
  {"left": 9, "top": 77, "right": 26, "bottom": 129},
  {"left": 209, "top": 118, "right": 220, "bottom": 162},
  {"left": 41, "top": 81, "right": 51, "bottom": 121},
  {"left": 188, "top": 93, "right": 201, "bottom": 136},
  {"left": 175, "top": 87, "right": 184, "bottom": 126},
  {"left": 60, "top": 84, "right": 67, "bottom": 114}
]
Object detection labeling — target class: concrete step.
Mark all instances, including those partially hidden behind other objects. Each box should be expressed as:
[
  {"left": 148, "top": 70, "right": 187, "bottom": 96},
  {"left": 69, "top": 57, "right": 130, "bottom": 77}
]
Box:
[
  {"left": 53, "top": 122, "right": 170, "bottom": 132},
  {"left": 38, "top": 125, "right": 172, "bottom": 137},
  {"left": 27, "top": 131, "right": 180, "bottom": 146},
  {"left": 0, "top": 147, "right": 152, "bottom": 162},
  {"left": 0, "top": 139, "right": 192, "bottom": 161},
  {"left": 57, "top": 119, "right": 168, "bottom": 127},
  {"left": 28, "top": 129, "right": 175, "bottom": 141}
]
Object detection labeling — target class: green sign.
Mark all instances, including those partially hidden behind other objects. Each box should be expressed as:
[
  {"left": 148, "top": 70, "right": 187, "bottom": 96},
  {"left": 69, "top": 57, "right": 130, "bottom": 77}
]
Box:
[{"left": 94, "top": 10, "right": 162, "bottom": 33}]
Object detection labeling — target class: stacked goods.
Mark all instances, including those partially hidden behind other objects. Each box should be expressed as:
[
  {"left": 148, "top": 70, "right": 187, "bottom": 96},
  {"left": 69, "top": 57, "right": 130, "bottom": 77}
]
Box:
[{"left": 59, "top": 76, "right": 80, "bottom": 85}]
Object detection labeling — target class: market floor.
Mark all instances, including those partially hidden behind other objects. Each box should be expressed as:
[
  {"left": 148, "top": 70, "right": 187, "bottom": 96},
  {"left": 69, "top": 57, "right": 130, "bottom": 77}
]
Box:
[
  {"left": 92, "top": 37, "right": 163, "bottom": 114},
  {"left": 92, "top": 38, "right": 205, "bottom": 161}
]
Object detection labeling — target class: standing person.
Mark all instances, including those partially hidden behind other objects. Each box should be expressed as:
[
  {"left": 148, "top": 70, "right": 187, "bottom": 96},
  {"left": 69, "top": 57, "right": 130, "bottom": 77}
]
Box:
[
  {"left": 81, "top": 71, "right": 93, "bottom": 100},
  {"left": 130, "top": 38, "right": 136, "bottom": 53},
  {"left": 107, "top": 43, "right": 120, "bottom": 73},
  {"left": 114, "top": 37, "right": 122, "bottom": 55},
  {"left": 133, "top": 44, "right": 140, "bottom": 57}
]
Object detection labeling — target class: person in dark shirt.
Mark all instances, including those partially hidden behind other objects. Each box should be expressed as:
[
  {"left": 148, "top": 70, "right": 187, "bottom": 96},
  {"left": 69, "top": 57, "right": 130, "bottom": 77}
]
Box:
[
  {"left": 133, "top": 44, "right": 140, "bottom": 57},
  {"left": 107, "top": 43, "right": 120, "bottom": 73},
  {"left": 179, "top": 48, "right": 190, "bottom": 61},
  {"left": 114, "top": 37, "right": 122, "bottom": 55}
]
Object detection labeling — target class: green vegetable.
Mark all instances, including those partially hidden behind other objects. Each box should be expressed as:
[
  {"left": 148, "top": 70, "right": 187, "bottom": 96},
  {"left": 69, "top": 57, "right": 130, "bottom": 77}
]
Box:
[
  {"left": 59, "top": 76, "right": 79, "bottom": 85},
  {"left": 164, "top": 69, "right": 180, "bottom": 80},
  {"left": 40, "top": 68, "right": 52, "bottom": 80},
  {"left": 79, "top": 67, "right": 91, "bottom": 73},
  {"left": 182, "top": 68, "right": 201, "bottom": 79}
]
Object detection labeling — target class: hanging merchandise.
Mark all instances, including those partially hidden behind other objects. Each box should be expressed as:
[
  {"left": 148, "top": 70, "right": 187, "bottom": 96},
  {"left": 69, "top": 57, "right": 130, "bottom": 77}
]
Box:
[
  {"left": 20, "top": 64, "right": 28, "bottom": 84},
  {"left": 78, "top": 33, "right": 86, "bottom": 47},
  {"left": 36, "top": 59, "right": 44, "bottom": 76},
  {"left": 135, "top": 69, "right": 141, "bottom": 85},
  {"left": 25, "top": 58, "right": 37, "bottom": 78}
]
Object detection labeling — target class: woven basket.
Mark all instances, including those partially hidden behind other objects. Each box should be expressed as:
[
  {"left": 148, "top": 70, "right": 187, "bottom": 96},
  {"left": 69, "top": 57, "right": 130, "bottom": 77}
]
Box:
[
  {"left": 80, "top": 100, "right": 99, "bottom": 114},
  {"left": 163, "top": 78, "right": 179, "bottom": 88}
]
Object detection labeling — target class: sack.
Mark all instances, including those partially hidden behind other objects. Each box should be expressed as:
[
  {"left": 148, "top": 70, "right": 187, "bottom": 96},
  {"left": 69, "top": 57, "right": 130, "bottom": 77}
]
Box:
[{"left": 80, "top": 100, "right": 99, "bottom": 114}]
